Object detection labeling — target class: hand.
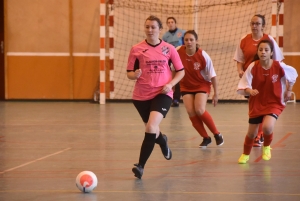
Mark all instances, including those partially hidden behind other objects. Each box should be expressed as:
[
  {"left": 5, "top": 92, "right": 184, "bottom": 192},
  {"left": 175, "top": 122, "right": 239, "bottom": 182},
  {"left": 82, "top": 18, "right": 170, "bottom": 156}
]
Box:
[
  {"left": 135, "top": 69, "right": 142, "bottom": 79},
  {"left": 249, "top": 89, "right": 259, "bottom": 96},
  {"left": 212, "top": 94, "right": 218, "bottom": 107},
  {"left": 161, "top": 83, "right": 173, "bottom": 94},
  {"left": 238, "top": 70, "right": 244, "bottom": 78},
  {"left": 284, "top": 91, "right": 292, "bottom": 102}
]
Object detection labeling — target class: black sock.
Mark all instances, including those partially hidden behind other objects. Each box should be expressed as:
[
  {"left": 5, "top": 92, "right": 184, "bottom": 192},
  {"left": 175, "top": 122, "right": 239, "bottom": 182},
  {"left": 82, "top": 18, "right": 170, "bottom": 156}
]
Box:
[
  {"left": 138, "top": 133, "right": 156, "bottom": 168},
  {"left": 155, "top": 132, "right": 166, "bottom": 147}
]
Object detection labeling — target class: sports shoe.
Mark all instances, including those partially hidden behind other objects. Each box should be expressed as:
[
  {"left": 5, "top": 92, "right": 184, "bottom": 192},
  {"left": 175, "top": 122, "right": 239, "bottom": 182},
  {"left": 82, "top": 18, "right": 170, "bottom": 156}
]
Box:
[
  {"left": 214, "top": 133, "right": 224, "bottom": 146},
  {"left": 238, "top": 154, "right": 249, "bottom": 164},
  {"left": 262, "top": 146, "right": 272, "bottom": 160},
  {"left": 132, "top": 163, "right": 144, "bottom": 179},
  {"left": 160, "top": 134, "right": 172, "bottom": 160},
  {"left": 171, "top": 99, "right": 179, "bottom": 107},
  {"left": 253, "top": 136, "right": 262, "bottom": 147},
  {"left": 259, "top": 135, "right": 264, "bottom": 144},
  {"left": 199, "top": 137, "right": 212, "bottom": 147}
]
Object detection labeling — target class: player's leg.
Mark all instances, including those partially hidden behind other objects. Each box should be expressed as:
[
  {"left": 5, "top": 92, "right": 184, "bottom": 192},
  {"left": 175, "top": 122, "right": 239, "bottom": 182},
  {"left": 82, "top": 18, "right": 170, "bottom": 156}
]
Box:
[
  {"left": 253, "top": 123, "right": 264, "bottom": 147},
  {"left": 182, "top": 93, "right": 210, "bottom": 147},
  {"left": 152, "top": 94, "right": 173, "bottom": 160},
  {"left": 132, "top": 110, "right": 163, "bottom": 179},
  {"left": 238, "top": 116, "right": 261, "bottom": 164},
  {"left": 261, "top": 114, "right": 277, "bottom": 160},
  {"left": 195, "top": 92, "right": 224, "bottom": 146}
]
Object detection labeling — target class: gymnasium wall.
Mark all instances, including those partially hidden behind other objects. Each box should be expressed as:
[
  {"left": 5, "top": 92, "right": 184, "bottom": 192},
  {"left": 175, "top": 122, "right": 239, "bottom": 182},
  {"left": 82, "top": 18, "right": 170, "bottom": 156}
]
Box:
[
  {"left": 283, "top": 0, "right": 300, "bottom": 99},
  {"left": 5, "top": 0, "right": 100, "bottom": 99},
  {"left": 4, "top": 0, "right": 300, "bottom": 100}
]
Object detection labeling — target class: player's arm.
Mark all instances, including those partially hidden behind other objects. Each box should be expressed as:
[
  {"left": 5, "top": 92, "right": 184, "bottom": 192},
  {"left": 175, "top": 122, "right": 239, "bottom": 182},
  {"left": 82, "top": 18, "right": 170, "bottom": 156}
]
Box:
[
  {"left": 127, "top": 54, "right": 141, "bottom": 80},
  {"left": 237, "top": 62, "right": 244, "bottom": 78},
  {"left": 161, "top": 69, "right": 184, "bottom": 94},
  {"left": 211, "top": 76, "right": 218, "bottom": 106},
  {"left": 233, "top": 37, "right": 245, "bottom": 78},
  {"left": 244, "top": 88, "right": 259, "bottom": 96},
  {"left": 127, "top": 69, "right": 142, "bottom": 80}
]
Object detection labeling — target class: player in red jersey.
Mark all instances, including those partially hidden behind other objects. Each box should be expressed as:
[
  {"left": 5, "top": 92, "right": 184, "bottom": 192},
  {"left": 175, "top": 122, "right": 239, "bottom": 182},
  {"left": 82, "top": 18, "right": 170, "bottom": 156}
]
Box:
[
  {"left": 176, "top": 30, "right": 224, "bottom": 148},
  {"left": 233, "top": 14, "right": 284, "bottom": 147},
  {"left": 127, "top": 15, "right": 185, "bottom": 179},
  {"left": 237, "top": 40, "right": 298, "bottom": 164}
]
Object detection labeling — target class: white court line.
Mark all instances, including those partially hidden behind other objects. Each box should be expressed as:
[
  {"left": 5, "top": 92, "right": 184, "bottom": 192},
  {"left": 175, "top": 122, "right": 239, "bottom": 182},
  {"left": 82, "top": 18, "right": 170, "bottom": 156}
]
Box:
[{"left": 0, "top": 148, "right": 71, "bottom": 174}]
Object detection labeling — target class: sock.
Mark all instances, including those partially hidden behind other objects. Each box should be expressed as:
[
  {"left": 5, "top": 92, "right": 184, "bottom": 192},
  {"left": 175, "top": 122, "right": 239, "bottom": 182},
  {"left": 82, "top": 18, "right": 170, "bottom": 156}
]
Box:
[
  {"left": 155, "top": 132, "right": 166, "bottom": 147},
  {"left": 189, "top": 115, "right": 209, "bottom": 138},
  {"left": 263, "top": 133, "right": 273, "bottom": 146},
  {"left": 243, "top": 135, "right": 254, "bottom": 155},
  {"left": 138, "top": 133, "right": 156, "bottom": 168},
  {"left": 198, "top": 111, "right": 219, "bottom": 135}
]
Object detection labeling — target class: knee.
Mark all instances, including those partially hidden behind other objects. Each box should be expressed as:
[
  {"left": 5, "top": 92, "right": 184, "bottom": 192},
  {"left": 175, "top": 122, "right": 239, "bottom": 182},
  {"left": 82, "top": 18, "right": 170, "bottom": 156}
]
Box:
[
  {"left": 247, "top": 129, "right": 257, "bottom": 139},
  {"left": 145, "top": 124, "right": 157, "bottom": 133},
  {"left": 247, "top": 133, "right": 256, "bottom": 139},
  {"left": 263, "top": 127, "right": 273, "bottom": 135},
  {"left": 195, "top": 108, "right": 205, "bottom": 116}
]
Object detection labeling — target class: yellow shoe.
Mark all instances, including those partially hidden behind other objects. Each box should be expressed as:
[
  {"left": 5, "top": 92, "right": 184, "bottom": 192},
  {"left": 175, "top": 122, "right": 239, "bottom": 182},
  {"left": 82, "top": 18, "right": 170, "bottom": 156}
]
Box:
[
  {"left": 262, "top": 146, "right": 272, "bottom": 160},
  {"left": 238, "top": 154, "right": 249, "bottom": 164}
]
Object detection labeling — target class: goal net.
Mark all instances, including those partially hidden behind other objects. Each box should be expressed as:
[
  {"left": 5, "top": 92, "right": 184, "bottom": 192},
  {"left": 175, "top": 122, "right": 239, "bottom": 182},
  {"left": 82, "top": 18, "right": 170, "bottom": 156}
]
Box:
[{"left": 112, "top": 0, "right": 272, "bottom": 100}]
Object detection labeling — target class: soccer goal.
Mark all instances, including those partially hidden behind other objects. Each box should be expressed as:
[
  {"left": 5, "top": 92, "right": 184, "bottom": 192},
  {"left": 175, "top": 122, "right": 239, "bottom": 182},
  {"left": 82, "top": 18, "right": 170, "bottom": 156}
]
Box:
[{"left": 109, "top": 0, "right": 273, "bottom": 101}]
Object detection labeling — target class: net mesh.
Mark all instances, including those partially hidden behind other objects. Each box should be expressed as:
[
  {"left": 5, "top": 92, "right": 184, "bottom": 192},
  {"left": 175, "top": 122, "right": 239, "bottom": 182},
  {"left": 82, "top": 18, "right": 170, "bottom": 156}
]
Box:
[{"left": 112, "top": 0, "right": 272, "bottom": 100}]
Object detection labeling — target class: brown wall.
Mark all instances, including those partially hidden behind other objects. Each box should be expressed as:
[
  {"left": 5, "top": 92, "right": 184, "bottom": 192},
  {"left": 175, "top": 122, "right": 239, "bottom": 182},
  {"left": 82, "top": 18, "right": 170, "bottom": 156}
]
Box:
[
  {"left": 4, "top": 0, "right": 300, "bottom": 100},
  {"left": 284, "top": 0, "right": 300, "bottom": 99},
  {"left": 5, "top": 0, "right": 99, "bottom": 99}
]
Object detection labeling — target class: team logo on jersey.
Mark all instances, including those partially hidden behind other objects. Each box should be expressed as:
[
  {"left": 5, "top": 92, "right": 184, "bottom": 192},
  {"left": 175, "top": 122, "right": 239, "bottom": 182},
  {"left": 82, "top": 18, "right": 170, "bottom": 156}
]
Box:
[
  {"left": 272, "top": 74, "right": 278, "bottom": 83},
  {"left": 177, "top": 32, "right": 183, "bottom": 38},
  {"left": 161, "top": 46, "right": 170, "bottom": 55},
  {"left": 194, "top": 62, "right": 201, "bottom": 70}
]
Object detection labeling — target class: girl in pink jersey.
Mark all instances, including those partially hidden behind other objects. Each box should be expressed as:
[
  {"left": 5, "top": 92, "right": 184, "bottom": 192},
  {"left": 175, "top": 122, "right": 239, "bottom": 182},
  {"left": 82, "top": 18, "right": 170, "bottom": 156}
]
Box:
[
  {"left": 237, "top": 40, "right": 298, "bottom": 164},
  {"left": 233, "top": 14, "right": 284, "bottom": 147},
  {"left": 126, "top": 15, "right": 185, "bottom": 179},
  {"left": 177, "top": 30, "right": 224, "bottom": 148}
]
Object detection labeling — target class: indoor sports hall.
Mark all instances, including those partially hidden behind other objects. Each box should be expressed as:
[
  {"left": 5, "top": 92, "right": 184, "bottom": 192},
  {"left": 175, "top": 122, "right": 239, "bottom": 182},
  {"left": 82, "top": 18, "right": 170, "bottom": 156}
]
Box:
[{"left": 0, "top": 0, "right": 300, "bottom": 201}]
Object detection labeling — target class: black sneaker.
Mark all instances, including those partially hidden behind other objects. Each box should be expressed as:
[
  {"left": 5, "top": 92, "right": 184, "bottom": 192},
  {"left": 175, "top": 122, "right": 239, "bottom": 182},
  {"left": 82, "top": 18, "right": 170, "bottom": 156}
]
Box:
[
  {"left": 214, "top": 133, "right": 224, "bottom": 146},
  {"left": 132, "top": 163, "right": 144, "bottom": 179},
  {"left": 171, "top": 100, "right": 179, "bottom": 107},
  {"left": 259, "top": 135, "right": 264, "bottom": 144},
  {"left": 199, "top": 137, "right": 212, "bottom": 147},
  {"left": 160, "top": 134, "right": 172, "bottom": 160}
]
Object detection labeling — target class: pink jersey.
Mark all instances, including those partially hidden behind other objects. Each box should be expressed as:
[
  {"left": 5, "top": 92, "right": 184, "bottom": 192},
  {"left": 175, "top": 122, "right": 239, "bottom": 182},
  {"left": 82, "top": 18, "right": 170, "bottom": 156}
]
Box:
[
  {"left": 177, "top": 46, "right": 216, "bottom": 93},
  {"left": 233, "top": 34, "right": 284, "bottom": 71},
  {"left": 237, "top": 61, "right": 298, "bottom": 118},
  {"left": 127, "top": 40, "right": 184, "bottom": 100}
]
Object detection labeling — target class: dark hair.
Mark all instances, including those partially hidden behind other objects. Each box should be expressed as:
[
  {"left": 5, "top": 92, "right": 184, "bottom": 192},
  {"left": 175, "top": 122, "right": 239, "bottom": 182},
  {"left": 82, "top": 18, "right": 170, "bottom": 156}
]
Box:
[
  {"left": 166, "top": 17, "right": 177, "bottom": 24},
  {"left": 184, "top": 30, "right": 198, "bottom": 40},
  {"left": 183, "top": 30, "right": 200, "bottom": 48},
  {"left": 253, "top": 14, "right": 266, "bottom": 26},
  {"left": 252, "top": 39, "right": 274, "bottom": 61},
  {"left": 145, "top": 15, "right": 163, "bottom": 29}
]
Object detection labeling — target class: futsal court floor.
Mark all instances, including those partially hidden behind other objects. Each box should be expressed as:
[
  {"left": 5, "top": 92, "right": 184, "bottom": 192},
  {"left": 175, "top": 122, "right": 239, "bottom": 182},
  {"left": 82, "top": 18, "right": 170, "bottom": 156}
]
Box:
[{"left": 0, "top": 101, "right": 299, "bottom": 201}]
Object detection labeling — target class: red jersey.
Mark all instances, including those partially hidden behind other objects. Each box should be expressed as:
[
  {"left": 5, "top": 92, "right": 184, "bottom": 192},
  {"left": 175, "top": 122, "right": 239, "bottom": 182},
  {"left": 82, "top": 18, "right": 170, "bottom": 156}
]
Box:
[
  {"left": 237, "top": 61, "right": 298, "bottom": 118},
  {"left": 233, "top": 34, "right": 284, "bottom": 71},
  {"left": 177, "top": 46, "right": 216, "bottom": 93}
]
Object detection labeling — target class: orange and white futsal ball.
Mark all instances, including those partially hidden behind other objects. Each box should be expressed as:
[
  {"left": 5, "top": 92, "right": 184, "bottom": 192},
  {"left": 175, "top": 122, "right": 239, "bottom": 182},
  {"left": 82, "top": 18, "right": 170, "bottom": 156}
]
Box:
[{"left": 75, "top": 171, "right": 98, "bottom": 193}]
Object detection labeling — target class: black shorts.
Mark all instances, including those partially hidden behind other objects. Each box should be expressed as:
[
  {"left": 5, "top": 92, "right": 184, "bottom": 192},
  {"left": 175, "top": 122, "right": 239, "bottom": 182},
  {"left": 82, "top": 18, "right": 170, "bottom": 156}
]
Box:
[
  {"left": 132, "top": 94, "right": 172, "bottom": 123},
  {"left": 181, "top": 91, "right": 207, "bottom": 96},
  {"left": 248, "top": 114, "right": 278, "bottom": 124}
]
